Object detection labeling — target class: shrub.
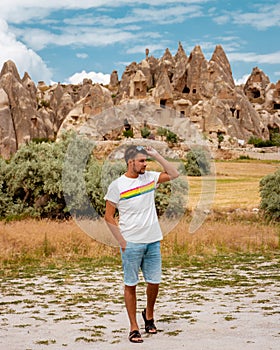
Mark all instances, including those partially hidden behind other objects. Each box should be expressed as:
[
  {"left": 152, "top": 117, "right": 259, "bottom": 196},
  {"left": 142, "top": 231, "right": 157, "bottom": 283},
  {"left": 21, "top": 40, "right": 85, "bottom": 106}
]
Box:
[
  {"left": 185, "top": 148, "right": 211, "bottom": 176},
  {"left": 156, "top": 127, "right": 178, "bottom": 144},
  {"left": 0, "top": 158, "right": 12, "bottom": 218},
  {"left": 2, "top": 134, "right": 72, "bottom": 219},
  {"left": 166, "top": 130, "right": 178, "bottom": 144},
  {"left": 141, "top": 127, "right": 151, "bottom": 139},
  {"left": 155, "top": 177, "right": 188, "bottom": 218},
  {"left": 259, "top": 168, "right": 280, "bottom": 221},
  {"left": 178, "top": 162, "right": 187, "bottom": 175},
  {"left": 123, "top": 129, "right": 134, "bottom": 138},
  {"left": 0, "top": 135, "right": 186, "bottom": 221},
  {"left": 238, "top": 155, "right": 251, "bottom": 160},
  {"left": 271, "top": 132, "right": 280, "bottom": 147},
  {"left": 157, "top": 127, "right": 167, "bottom": 139},
  {"left": 248, "top": 136, "right": 274, "bottom": 148}
]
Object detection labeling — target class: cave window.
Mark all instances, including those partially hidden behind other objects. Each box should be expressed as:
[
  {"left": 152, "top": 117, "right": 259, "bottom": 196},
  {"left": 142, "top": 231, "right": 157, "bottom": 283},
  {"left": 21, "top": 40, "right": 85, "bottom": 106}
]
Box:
[
  {"left": 180, "top": 111, "right": 185, "bottom": 117},
  {"left": 192, "top": 88, "right": 196, "bottom": 94},
  {"left": 236, "top": 110, "right": 240, "bottom": 119},
  {"left": 31, "top": 117, "right": 38, "bottom": 127},
  {"left": 183, "top": 86, "right": 190, "bottom": 94},
  {"left": 251, "top": 88, "right": 260, "bottom": 99},
  {"left": 273, "top": 103, "right": 280, "bottom": 110},
  {"left": 230, "top": 108, "right": 235, "bottom": 116},
  {"left": 124, "top": 118, "right": 131, "bottom": 131},
  {"left": 268, "top": 125, "right": 280, "bottom": 141},
  {"left": 160, "top": 99, "right": 167, "bottom": 108}
]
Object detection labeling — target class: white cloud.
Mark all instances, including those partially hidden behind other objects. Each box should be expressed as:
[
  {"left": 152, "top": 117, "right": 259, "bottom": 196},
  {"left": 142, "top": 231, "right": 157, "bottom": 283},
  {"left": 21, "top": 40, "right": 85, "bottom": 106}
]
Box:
[
  {"left": 76, "top": 53, "right": 88, "bottom": 59},
  {"left": 234, "top": 74, "right": 250, "bottom": 86},
  {"left": 212, "top": 15, "right": 230, "bottom": 25},
  {"left": 0, "top": 19, "right": 52, "bottom": 83},
  {"left": 17, "top": 26, "right": 137, "bottom": 51},
  {"left": 213, "top": 3, "right": 280, "bottom": 30},
  {"left": 0, "top": 0, "right": 211, "bottom": 24},
  {"left": 233, "top": 4, "right": 280, "bottom": 30},
  {"left": 65, "top": 70, "right": 110, "bottom": 85},
  {"left": 228, "top": 51, "right": 280, "bottom": 65},
  {"left": 131, "top": 5, "right": 204, "bottom": 24}
]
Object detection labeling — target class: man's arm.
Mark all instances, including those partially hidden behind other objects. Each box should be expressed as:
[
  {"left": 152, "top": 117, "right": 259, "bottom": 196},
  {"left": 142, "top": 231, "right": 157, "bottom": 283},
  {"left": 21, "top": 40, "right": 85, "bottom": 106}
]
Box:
[
  {"left": 104, "top": 200, "right": 126, "bottom": 251},
  {"left": 146, "top": 147, "right": 179, "bottom": 183}
]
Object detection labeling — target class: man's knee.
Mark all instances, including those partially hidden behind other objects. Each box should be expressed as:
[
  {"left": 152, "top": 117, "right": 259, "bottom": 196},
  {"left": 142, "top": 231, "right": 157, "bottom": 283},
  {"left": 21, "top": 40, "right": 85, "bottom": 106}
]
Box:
[{"left": 125, "top": 284, "right": 137, "bottom": 293}]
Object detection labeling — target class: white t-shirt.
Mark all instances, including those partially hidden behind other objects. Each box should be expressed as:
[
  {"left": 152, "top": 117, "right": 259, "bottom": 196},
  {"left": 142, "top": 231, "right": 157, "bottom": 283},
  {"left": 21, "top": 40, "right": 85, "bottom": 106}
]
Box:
[{"left": 104, "top": 171, "right": 163, "bottom": 243}]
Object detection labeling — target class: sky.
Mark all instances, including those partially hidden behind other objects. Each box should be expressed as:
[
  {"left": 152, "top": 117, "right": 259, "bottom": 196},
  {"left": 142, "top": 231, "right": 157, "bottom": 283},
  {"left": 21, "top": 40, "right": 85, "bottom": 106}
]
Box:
[{"left": 0, "top": 0, "right": 279, "bottom": 86}]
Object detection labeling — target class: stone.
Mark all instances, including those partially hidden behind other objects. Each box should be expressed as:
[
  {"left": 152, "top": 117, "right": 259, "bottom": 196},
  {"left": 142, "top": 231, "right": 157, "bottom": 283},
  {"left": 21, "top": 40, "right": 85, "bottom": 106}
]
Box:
[
  {"left": 1, "top": 42, "right": 280, "bottom": 158},
  {"left": 109, "top": 70, "right": 119, "bottom": 89},
  {"left": 129, "top": 70, "right": 147, "bottom": 98},
  {"left": 0, "top": 60, "right": 47, "bottom": 154},
  {"left": 244, "top": 67, "right": 270, "bottom": 103},
  {"left": 57, "top": 84, "right": 114, "bottom": 138},
  {"left": 172, "top": 42, "right": 188, "bottom": 93},
  {"left": 0, "top": 87, "right": 17, "bottom": 158}
]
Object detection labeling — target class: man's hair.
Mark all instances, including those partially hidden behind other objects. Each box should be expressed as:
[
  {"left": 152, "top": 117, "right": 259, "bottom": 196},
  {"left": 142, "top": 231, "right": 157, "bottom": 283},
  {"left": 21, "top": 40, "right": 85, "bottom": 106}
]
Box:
[{"left": 124, "top": 145, "right": 148, "bottom": 164}]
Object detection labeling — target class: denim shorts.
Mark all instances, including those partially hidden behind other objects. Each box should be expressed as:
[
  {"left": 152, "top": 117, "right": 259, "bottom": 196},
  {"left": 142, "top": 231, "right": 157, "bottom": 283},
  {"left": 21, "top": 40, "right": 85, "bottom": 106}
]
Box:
[{"left": 120, "top": 241, "right": 162, "bottom": 286}]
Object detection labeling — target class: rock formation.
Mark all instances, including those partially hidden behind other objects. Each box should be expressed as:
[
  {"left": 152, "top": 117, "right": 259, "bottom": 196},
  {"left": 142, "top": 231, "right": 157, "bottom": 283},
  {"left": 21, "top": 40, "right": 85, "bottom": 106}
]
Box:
[
  {"left": 0, "top": 43, "right": 279, "bottom": 158},
  {"left": 0, "top": 61, "right": 46, "bottom": 158}
]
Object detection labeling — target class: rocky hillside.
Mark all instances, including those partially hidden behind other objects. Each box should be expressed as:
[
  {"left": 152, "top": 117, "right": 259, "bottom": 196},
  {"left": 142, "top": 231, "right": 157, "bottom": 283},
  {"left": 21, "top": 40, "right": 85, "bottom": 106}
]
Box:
[{"left": 0, "top": 43, "right": 279, "bottom": 159}]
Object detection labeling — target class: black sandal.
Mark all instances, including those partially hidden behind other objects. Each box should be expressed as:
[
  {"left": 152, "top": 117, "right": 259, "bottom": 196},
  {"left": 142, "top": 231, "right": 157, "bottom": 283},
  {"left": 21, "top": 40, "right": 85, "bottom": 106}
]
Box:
[
  {"left": 142, "top": 308, "right": 157, "bottom": 334},
  {"left": 129, "top": 330, "right": 144, "bottom": 343}
]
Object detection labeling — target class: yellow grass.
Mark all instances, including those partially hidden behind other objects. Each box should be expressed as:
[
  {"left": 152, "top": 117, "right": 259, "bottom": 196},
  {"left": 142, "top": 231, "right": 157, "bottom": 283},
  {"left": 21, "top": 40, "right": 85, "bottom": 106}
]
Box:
[
  {"left": 0, "top": 215, "right": 278, "bottom": 266},
  {"left": 0, "top": 220, "right": 119, "bottom": 263},
  {"left": 187, "top": 161, "right": 279, "bottom": 210},
  {"left": 163, "top": 215, "right": 279, "bottom": 258}
]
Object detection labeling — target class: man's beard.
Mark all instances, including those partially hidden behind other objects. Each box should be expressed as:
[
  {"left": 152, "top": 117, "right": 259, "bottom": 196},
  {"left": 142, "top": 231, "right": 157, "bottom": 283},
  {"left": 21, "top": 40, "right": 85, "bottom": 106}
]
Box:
[{"left": 133, "top": 165, "right": 146, "bottom": 174}]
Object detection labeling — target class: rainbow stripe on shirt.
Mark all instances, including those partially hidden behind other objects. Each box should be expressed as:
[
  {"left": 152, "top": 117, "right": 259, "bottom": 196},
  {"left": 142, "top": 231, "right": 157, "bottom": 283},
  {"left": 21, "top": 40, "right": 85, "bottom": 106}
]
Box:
[{"left": 120, "top": 180, "right": 155, "bottom": 200}]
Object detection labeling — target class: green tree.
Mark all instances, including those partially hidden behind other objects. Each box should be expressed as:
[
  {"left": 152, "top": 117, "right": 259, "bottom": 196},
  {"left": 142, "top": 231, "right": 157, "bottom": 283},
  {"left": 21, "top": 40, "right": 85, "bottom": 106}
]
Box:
[
  {"left": 123, "top": 129, "right": 134, "bottom": 138},
  {"left": 3, "top": 134, "right": 72, "bottom": 219},
  {"left": 157, "top": 127, "right": 167, "bottom": 140},
  {"left": 0, "top": 158, "right": 13, "bottom": 218},
  {"left": 271, "top": 132, "right": 280, "bottom": 146},
  {"left": 185, "top": 148, "right": 211, "bottom": 176},
  {"left": 141, "top": 127, "right": 151, "bottom": 139},
  {"left": 259, "top": 168, "right": 280, "bottom": 221},
  {"left": 0, "top": 133, "right": 187, "bottom": 221},
  {"left": 217, "top": 133, "right": 224, "bottom": 149},
  {"left": 155, "top": 177, "right": 188, "bottom": 218},
  {"left": 248, "top": 136, "right": 274, "bottom": 148},
  {"left": 166, "top": 130, "right": 178, "bottom": 144}
]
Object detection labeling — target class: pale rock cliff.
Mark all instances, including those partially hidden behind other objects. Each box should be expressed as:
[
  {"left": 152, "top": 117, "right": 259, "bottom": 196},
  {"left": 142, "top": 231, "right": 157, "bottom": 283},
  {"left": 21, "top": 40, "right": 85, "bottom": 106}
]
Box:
[{"left": 0, "top": 43, "right": 280, "bottom": 158}]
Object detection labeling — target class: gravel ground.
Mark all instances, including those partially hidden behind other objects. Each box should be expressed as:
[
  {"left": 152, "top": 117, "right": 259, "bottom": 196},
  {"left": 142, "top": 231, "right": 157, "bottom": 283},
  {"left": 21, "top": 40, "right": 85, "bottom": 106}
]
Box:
[{"left": 0, "top": 256, "right": 279, "bottom": 350}]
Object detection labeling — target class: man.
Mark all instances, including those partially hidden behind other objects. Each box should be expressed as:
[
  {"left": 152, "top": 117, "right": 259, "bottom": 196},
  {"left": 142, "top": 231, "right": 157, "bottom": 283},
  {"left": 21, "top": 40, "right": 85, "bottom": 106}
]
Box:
[{"left": 104, "top": 145, "right": 179, "bottom": 343}]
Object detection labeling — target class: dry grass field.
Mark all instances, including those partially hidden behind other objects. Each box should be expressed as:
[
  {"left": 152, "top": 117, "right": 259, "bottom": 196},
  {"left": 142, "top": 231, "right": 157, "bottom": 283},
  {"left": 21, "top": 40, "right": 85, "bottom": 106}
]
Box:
[
  {"left": 188, "top": 160, "right": 280, "bottom": 210},
  {"left": 0, "top": 160, "right": 279, "bottom": 268}
]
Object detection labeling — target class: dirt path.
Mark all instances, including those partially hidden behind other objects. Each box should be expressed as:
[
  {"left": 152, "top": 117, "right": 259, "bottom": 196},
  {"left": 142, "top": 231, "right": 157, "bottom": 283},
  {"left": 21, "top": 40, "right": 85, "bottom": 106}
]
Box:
[{"left": 0, "top": 256, "right": 279, "bottom": 350}]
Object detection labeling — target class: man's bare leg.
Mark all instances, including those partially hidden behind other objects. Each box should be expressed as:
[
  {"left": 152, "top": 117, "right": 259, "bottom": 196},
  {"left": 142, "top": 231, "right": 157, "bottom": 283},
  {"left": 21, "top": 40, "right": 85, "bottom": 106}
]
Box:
[
  {"left": 144, "top": 283, "right": 159, "bottom": 333},
  {"left": 124, "top": 285, "right": 143, "bottom": 341}
]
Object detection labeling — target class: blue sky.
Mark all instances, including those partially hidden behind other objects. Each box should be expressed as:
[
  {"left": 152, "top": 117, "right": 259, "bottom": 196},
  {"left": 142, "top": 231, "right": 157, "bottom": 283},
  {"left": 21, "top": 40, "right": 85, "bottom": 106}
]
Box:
[{"left": 0, "top": 0, "right": 279, "bottom": 85}]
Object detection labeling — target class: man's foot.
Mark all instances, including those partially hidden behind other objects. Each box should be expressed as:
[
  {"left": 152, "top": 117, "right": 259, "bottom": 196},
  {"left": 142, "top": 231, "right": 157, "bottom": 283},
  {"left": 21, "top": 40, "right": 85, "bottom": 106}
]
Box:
[
  {"left": 129, "top": 330, "right": 144, "bottom": 343},
  {"left": 142, "top": 308, "right": 157, "bottom": 334}
]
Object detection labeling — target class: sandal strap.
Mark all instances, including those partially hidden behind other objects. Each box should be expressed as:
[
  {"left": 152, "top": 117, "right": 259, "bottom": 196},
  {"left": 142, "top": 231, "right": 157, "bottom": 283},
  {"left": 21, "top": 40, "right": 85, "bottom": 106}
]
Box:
[
  {"left": 142, "top": 309, "right": 157, "bottom": 333},
  {"left": 129, "top": 330, "right": 143, "bottom": 343}
]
